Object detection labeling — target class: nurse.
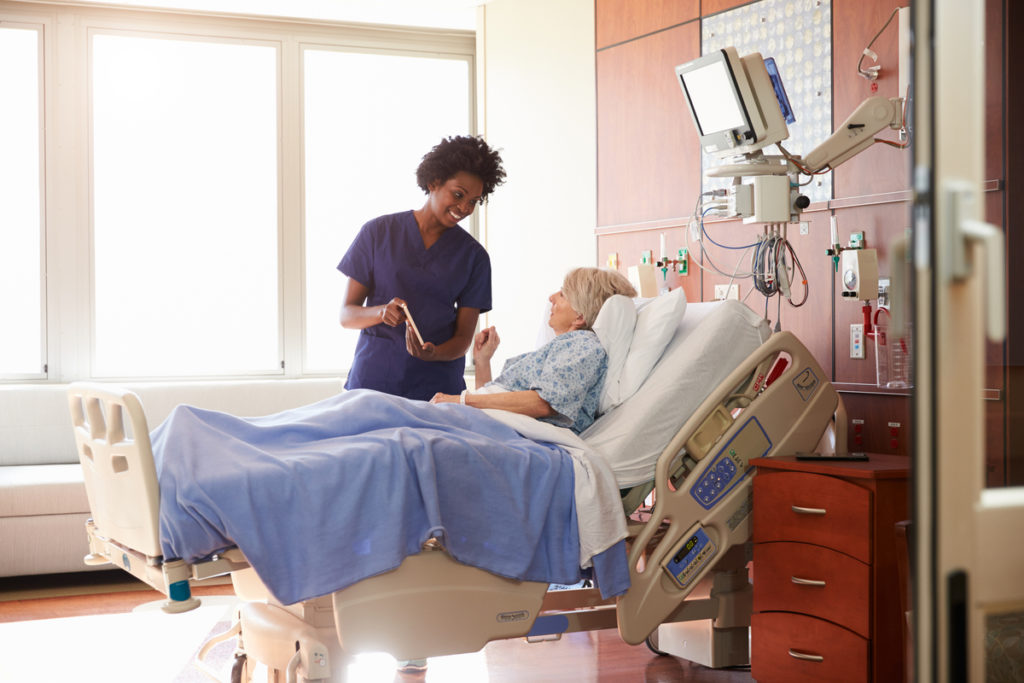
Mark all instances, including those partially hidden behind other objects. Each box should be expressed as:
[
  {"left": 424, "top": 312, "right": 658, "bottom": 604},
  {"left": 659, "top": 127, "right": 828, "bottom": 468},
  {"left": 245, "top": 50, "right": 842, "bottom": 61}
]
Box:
[{"left": 338, "top": 135, "right": 506, "bottom": 400}]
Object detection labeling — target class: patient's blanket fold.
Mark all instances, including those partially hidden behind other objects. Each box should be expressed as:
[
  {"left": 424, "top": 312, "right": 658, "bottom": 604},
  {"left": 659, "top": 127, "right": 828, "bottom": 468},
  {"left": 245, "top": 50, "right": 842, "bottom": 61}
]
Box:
[{"left": 152, "top": 390, "right": 627, "bottom": 604}]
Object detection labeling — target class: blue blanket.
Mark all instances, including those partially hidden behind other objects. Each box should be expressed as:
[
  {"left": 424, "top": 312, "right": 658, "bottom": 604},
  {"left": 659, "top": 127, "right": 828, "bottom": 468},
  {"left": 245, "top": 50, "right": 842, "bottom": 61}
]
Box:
[{"left": 152, "top": 390, "right": 628, "bottom": 604}]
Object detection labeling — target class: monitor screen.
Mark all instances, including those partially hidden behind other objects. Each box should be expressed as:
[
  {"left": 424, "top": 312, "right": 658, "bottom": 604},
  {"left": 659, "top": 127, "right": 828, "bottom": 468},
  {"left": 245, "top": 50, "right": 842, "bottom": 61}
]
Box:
[
  {"left": 675, "top": 49, "right": 757, "bottom": 153},
  {"left": 679, "top": 58, "right": 748, "bottom": 136}
]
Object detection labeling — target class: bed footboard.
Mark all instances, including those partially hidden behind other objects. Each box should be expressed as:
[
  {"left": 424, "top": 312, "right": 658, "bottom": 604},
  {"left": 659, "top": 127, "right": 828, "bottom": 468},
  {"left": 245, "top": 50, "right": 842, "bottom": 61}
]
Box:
[
  {"left": 68, "top": 383, "right": 250, "bottom": 611},
  {"left": 68, "top": 383, "right": 162, "bottom": 557}
]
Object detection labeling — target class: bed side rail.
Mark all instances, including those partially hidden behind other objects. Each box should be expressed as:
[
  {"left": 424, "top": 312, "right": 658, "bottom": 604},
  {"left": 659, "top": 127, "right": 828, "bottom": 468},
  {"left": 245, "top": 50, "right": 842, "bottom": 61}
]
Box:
[
  {"left": 616, "top": 331, "right": 839, "bottom": 644},
  {"left": 67, "top": 382, "right": 162, "bottom": 558}
]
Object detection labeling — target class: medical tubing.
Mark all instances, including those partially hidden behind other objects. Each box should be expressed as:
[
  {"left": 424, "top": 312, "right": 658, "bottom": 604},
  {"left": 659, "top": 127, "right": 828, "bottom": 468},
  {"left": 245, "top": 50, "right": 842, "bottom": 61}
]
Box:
[
  {"left": 857, "top": 7, "right": 901, "bottom": 80},
  {"left": 685, "top": 205, "right": 755, "bottom": 280},
  {"left": 701, "top": 218, "right": 759, "bottom": 250},
  {"left": 782, "top": 239, "right": 809, "bottom": 307},
  {"left": 746, "top": 227, "right": 809, "bottom": 308}
]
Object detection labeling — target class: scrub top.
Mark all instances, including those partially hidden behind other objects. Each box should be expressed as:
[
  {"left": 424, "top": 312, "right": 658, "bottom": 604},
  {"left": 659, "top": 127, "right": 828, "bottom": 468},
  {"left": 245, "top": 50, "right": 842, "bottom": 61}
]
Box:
[{"left": 338, "top": 210, "right": 492, "bottom": 400}]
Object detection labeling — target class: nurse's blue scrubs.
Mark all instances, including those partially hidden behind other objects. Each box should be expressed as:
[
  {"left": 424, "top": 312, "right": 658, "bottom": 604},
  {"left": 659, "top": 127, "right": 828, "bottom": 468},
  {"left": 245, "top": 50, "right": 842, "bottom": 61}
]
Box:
[{"left": 338, "top": 210, "right": 492, "bottom": 401}]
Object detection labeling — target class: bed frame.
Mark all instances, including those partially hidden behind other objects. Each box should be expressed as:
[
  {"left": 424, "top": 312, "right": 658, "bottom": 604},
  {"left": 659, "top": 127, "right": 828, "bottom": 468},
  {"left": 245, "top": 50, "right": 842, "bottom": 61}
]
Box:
[{"left": 68, "top": 330, "right": 844, "bottom": 682}]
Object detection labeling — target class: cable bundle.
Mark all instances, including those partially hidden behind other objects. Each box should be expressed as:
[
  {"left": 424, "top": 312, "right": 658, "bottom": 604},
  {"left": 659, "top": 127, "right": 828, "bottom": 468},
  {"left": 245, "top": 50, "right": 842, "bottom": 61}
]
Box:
[{"left": 687, "top": 190, "right": 808, "bottom": 329}]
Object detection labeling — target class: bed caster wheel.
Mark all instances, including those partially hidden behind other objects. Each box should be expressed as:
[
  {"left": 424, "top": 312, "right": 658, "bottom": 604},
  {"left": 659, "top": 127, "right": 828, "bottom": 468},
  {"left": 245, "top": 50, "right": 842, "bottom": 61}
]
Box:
[
  {"left": 645, "top": 632, "right": 668, "bottom": 657},
  {"left": 230, "top": 653, "right": 247, "bottom": 683}
]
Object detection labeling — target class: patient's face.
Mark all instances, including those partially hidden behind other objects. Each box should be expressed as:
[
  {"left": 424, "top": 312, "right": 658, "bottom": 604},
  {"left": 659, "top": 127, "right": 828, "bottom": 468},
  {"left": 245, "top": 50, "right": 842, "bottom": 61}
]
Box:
[{"left": 548, "top": 290, "right": 582, "bottom": 335}]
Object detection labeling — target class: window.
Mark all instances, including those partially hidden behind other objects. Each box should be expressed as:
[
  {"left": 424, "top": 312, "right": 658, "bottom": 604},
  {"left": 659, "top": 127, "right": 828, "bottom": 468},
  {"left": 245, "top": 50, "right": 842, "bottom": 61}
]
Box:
[
  {"left": 0, "top": 3, "right": 474, "bottom": 382},
  {"left": 302, "top": 49, "right": 471, "bottom": 371},
  {"left": 91, "top": 33, "right": 280, "bottom": 377},
  {"left": 0, "top": 25, "right": 44, "bottom": 378}
]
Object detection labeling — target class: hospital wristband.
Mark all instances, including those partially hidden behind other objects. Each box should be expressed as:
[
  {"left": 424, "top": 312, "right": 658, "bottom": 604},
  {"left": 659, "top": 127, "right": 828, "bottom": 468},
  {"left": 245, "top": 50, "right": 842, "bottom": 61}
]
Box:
[{"left": 460, "top": 390, "right": 467, "bottom": 405}]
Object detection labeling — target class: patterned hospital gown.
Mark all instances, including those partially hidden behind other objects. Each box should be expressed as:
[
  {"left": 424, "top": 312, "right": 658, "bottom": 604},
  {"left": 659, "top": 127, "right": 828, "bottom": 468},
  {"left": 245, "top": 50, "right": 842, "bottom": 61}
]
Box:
[{"left": 489, "top": 330, "right": 608, "bottom": 434}]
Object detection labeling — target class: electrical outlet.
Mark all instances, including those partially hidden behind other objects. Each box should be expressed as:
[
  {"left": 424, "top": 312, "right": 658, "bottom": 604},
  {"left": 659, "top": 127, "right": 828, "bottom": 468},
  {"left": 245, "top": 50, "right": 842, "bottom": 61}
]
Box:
[
  {"left": 850, "top": 323, "right": 865, "bottom": 359},
  {"left": 714, "top": 284, "right": 740, "bottom": 301}
]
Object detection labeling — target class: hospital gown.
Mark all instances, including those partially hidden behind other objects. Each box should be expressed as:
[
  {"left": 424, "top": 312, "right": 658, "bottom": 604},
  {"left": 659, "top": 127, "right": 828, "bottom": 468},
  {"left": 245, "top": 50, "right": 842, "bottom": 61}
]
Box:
[{"left": 490, "top": 330, "right": 607, "bottom": 434}]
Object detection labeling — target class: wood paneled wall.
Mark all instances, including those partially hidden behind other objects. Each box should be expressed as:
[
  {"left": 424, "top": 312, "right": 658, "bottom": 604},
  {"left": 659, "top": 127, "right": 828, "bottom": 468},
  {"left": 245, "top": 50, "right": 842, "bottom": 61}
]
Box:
[{"left": 594, "top": 0, "right": 1009, "bottom": 477}]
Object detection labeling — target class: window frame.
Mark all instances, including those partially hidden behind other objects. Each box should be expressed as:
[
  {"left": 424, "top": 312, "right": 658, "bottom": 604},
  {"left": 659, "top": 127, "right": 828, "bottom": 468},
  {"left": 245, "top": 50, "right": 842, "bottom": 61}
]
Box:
[
  {"left": 0, "top": 18, "right": 48, "bottom": 380},
  {"left": 0, "top": 0, "right": 475, "bottom": 383},
  {"left": 297, "top": 41, "right": 476, "bottom": 375}
]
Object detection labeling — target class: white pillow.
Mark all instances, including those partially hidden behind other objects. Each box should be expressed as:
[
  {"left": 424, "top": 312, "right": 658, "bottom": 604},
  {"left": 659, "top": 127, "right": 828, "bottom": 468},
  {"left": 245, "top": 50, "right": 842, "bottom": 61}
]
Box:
[
  {"left": 620, "top": 287, "right": 687, "bottom": 395},
  {"left": 599, "top": 288, "right": 687, "bottom": 413},
  {"left": 591, "top": 295, "right": 637, "bottom": 414}
]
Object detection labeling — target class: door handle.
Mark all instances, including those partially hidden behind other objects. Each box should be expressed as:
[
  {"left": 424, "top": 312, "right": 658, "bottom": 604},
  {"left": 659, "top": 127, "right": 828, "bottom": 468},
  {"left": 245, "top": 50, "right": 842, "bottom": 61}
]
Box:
[
  {"left": 960, "top": 218, "right": 1005, "bottom": 342},
  {"left": 944, "top": 180, "right": 1005, "bottom": 342}
]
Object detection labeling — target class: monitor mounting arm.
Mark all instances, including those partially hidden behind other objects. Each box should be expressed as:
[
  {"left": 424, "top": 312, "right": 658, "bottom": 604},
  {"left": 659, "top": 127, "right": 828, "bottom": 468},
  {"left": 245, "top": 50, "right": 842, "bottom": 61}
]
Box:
[{"left": 800, "top": 95, "right": 904, "bottom": 173}]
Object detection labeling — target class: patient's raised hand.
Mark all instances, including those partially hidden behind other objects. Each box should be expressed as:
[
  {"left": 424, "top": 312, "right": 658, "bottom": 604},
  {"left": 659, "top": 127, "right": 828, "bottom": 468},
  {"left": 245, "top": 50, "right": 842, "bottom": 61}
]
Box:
[{"left": 474, "top": 326, "right": 500, "bottom": 361}]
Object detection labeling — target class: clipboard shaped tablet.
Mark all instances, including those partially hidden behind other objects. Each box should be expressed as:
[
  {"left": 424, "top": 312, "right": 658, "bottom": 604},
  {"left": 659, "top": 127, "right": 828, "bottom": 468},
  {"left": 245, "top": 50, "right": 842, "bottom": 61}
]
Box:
[{"left": 399, "top": 303, "right": 425, "bottom": 346}]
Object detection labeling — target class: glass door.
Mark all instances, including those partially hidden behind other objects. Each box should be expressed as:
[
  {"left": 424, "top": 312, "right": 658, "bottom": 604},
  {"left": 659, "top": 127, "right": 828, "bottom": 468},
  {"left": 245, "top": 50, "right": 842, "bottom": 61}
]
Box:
[{"left": 913, "top": 1, "right": 1024, "bottom": 680}]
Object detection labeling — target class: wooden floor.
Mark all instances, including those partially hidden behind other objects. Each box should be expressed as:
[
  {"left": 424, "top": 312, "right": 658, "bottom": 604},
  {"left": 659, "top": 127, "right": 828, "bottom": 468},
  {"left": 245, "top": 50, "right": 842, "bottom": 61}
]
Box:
[{"left": 0, "top": 570, "right": 754, "bottom": 682}]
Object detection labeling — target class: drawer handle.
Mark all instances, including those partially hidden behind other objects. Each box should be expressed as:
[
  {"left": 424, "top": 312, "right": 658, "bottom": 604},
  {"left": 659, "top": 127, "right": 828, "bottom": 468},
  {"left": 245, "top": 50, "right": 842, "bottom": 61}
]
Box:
[
  {"left": 788, "top": 649, "right": 824, "bottom": 662},
  {"left": 791, "top": 505, "right": 827, "bottom": 515},
  {"left": 791, "top": 576, "right": 827, "bottom": 587}
]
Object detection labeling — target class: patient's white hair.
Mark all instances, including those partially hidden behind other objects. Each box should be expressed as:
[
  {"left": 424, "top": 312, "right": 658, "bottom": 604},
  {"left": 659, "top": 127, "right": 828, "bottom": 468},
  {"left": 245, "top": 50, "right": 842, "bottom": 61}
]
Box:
[{"left": 562, "top": 267, "right": 637, "bottom": 329}]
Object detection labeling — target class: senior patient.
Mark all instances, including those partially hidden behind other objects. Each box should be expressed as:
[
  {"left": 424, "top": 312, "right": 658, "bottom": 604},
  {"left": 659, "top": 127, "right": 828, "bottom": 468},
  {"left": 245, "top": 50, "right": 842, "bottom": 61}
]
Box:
[{"left": 430, "top": 267, "right": 636, "bottom": 433}]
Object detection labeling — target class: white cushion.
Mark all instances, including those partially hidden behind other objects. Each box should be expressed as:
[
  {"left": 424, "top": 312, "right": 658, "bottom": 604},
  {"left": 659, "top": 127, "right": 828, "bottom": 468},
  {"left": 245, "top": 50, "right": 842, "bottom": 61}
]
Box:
[
  {"left": 609, "top": 288, "right": 687, "bottom": 411},
  {"left": 591, "top": 295, "right": 638, "bottom": 414},
  {"left": 0, "top": 464, "right": 89, "bottom": 517},
  {"left": 0, "top": 379, "right": 345, "bottom": 468}
]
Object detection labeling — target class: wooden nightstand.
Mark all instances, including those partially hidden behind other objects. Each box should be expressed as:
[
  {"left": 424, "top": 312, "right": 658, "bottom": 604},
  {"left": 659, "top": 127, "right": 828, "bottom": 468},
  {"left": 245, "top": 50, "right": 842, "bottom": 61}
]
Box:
[{"left": 749, "top": 454, "right": 909, "bottom": 683}]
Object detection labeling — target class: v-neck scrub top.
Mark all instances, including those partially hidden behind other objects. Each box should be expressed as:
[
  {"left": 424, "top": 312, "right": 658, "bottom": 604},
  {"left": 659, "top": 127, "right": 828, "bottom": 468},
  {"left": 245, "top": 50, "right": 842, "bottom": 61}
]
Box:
[{"left": 338, "top": 210, "right": 492, "bottom": 400}]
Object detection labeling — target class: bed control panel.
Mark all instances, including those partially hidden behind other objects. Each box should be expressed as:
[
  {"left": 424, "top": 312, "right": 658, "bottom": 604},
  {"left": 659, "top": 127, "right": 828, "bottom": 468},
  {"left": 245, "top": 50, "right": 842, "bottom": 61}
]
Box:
[
  {"left": 690, "top": 417, "right": 771, "bottom": 510},
  {"left": 663, "top": 526, "right": 716, "bottom": 589}
]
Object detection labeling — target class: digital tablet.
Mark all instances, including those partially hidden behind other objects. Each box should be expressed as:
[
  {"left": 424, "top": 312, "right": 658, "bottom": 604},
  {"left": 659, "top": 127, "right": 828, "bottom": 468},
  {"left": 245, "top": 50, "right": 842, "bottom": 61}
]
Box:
[
  {"left": 399, "top": 303, "right": 425, "bottom": 346},
  {"left": 794, "top": 452, "right": 869, "bottom": 461}
]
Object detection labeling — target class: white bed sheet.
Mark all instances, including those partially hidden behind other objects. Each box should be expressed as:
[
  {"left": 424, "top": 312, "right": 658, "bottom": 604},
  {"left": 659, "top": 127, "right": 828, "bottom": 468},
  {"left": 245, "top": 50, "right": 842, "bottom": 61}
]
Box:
[{"left": 581, "top": 300, "right": 771, "bottom": 489}]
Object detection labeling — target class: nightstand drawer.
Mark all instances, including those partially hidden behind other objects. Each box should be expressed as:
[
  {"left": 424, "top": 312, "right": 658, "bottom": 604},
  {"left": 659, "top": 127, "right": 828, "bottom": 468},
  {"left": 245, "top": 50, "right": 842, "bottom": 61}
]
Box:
[
  {"left": 753, "top": 541, "right": 870, "bottom": 636},
  {"left": 751, "top": 611, "right": 868, "bottom": 683},
  {"left": 753, "top": 471, "right": 873, "bottom": 562}
]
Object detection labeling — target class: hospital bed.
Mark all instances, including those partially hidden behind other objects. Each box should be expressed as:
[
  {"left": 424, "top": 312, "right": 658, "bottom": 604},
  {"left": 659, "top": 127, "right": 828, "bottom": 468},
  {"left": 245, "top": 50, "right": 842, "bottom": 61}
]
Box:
[{"left": 66, "top": 299, "right": 846, "bottom": 682}]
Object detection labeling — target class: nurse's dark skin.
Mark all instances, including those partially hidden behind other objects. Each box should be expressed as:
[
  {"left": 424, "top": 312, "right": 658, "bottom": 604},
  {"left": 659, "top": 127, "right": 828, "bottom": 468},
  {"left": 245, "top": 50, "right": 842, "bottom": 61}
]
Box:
[{"left": 339, "top": 171, "right": 483, "bottom": 362}]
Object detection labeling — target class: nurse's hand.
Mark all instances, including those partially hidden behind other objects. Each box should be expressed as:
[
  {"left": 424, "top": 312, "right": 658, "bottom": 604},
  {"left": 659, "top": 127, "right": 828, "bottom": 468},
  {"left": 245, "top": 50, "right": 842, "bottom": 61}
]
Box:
[
  {"left": 379, "top": 298, "right": 408, "bottom": 327},
  {"left": 405, "top": 324, "right": 437, "bottom": 359},
  {"left": 429, "top": 393, "right": 458, "bottom": 404}
]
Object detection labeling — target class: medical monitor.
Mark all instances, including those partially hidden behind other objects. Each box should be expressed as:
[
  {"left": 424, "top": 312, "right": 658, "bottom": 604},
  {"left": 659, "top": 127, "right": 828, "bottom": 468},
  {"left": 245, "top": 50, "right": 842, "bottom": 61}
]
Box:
[{"left": 676, "top": 47, "right": 790, "bottom": 156}]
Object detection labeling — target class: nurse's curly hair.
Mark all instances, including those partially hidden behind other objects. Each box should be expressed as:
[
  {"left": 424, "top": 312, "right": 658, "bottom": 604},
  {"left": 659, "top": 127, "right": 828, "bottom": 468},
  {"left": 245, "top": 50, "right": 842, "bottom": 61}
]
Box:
[{"left": 416, "top": 135, "right": 507, "bottom": 201}]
